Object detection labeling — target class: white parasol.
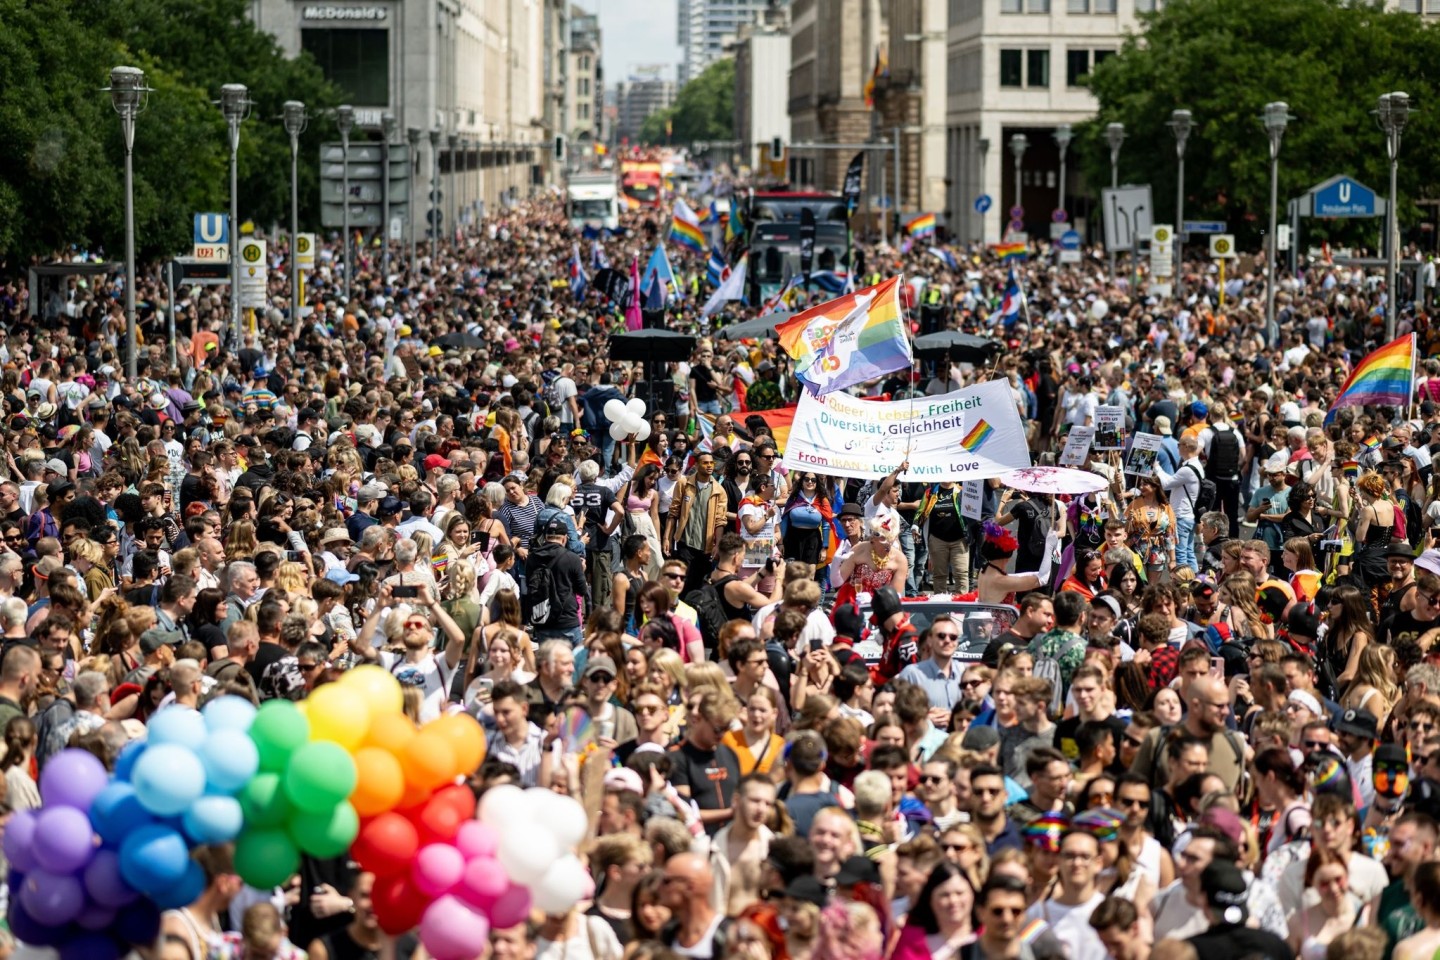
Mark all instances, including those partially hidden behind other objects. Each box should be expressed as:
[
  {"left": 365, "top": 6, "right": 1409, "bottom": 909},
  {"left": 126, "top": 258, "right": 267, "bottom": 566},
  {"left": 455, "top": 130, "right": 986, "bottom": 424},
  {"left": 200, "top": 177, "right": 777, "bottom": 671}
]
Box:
[{"left": 998, "top": 466, "right": 1109, "bottom": 495}]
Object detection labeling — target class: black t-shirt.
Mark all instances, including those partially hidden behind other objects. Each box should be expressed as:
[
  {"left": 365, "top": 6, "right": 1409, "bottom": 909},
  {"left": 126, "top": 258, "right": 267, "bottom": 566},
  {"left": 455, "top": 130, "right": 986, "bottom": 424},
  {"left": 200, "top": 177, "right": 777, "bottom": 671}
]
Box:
[
  {"left": 982, "top": 628, "right": 1035, "bottom": 668},
  {"left": 246, "top": 641, "right": 288, "bottom": 688},
  {"left": 691, "top": 364, "right": 720, "bottom": 403},
  {"left": 571, "top": 482, "right": 616, "bottom": 552},
  {"left": 1052, "top": 713, "right": 1127, "bottom": 771},
  {"left": 180, "top": 473, "right": 207, "bottom": 513},
  {"left": 1380, "top": 609, "right": 1437, "bottom": 649},
  {"left": 586, "top": 904, "right": 631, "bottom": 944},
  {"left": 667, "top": 739, "right": 741, "bottom": 835},
  {"left": 928, "top": 486, "right": 966, "bottom": 542},
  {"left": 1186, "top": 925, "right": 1292, "bottom": 960}
]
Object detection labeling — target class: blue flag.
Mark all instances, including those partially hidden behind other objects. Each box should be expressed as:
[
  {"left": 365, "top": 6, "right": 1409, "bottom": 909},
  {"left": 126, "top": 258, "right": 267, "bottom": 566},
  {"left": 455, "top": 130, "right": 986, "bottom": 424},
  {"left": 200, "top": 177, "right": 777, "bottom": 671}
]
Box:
[
  {"left": 641, "top": 244, "right": 676, "bottom": 305},
  {"left": 569, "top": 243, "right": 588, "bottom": 297},
  {"left": 706, "top": 246, "right": 727, "bottom": 288}
]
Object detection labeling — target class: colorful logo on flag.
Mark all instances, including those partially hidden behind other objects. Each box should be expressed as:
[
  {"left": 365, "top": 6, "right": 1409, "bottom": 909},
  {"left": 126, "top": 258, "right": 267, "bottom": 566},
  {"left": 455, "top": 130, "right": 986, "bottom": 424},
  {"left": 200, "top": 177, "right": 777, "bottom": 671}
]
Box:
[{"left": 961, "top": 419, "right": 995, "bottom": 452}]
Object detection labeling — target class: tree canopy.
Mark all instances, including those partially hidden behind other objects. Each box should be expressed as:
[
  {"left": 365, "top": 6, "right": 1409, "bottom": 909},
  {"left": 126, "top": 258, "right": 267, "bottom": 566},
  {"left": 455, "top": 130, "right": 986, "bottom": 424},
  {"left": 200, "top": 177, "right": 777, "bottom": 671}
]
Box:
[
  {"left": 0, "top": 0, "right": 342, "bottom": 265},
  {"left": 1082, "top": 0, "right": 1440, "bottom": 249},
  {"left": 641, "top": 58, "right": 735, "bottom": 146}
]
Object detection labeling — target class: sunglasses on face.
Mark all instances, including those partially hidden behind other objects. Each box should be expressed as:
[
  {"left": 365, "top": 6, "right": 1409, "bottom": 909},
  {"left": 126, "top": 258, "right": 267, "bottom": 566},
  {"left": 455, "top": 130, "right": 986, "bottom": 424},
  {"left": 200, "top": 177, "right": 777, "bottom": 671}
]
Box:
[{"left": 919, "top": 774, "right": 948, "bottom": 785}]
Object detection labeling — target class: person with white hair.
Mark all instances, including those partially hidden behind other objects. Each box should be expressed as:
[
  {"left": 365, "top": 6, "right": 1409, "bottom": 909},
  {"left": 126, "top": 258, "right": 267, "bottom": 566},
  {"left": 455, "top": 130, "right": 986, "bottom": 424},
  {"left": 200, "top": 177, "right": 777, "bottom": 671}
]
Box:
[
  {"left": 383, "top": 538, "right": 438, "bottom": 596},
  {"left": 536, "top": 482, "right": 586, "bottom": 556},
  {"left": 0, "top": 597, "right": 25, "bottom": 642}
]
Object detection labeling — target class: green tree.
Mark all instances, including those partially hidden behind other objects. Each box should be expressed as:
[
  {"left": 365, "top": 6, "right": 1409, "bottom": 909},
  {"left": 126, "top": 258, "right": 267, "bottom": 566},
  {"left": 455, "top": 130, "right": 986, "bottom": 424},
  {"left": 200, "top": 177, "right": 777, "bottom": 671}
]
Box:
[
  {"left": 1083, "top": 0, "right": 1440, "bottom": 248},
  {"left": 640, "top": 58, "right": 735, "bottom": 145}
]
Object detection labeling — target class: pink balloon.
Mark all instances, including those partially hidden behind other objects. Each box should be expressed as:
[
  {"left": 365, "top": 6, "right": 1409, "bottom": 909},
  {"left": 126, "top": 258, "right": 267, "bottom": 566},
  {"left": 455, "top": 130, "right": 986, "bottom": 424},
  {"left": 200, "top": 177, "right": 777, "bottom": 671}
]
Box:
[
  {"left": 419, "top": 895, "right": 491, "bottom": 960},
  {"left": 487, "top": 882, "right": 533, "bottom": 929},
  {"left": 412, "top": 844, "right": 465, "bottom": 898},
  {"left": 454, "top": 820, "right": 499, "bottom": 861},
  {"left": 456, "top": 855, "right": 508, "bottom": 909}
]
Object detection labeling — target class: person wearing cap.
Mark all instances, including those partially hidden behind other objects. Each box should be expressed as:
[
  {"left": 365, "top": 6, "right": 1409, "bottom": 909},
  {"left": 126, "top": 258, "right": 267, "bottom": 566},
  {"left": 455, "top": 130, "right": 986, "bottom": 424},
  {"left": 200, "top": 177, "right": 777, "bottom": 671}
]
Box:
[
  {"left": 1248, "top": 453, "right": 1292, "bottom": 567},
  {"left": 1151, "top": 415, "right": 1181, "bottom": 474},
  {"left": 346, "top": 484, "right": 384, "bottom": 542},
  {"left": 579, "top": 654, "right": 636, "bottom": 749},
  {"left": 826, "top": 502, "right": 866, "bottom": 588},
  {"left": 525, "top": 516, "right": 589, "bottom": 646},
  {"left": 1334, "top": 707, "right": 1379, "bottom": 809},
  {"left": 1186, "top": 859, "right": 1292, "bottom": 960},
  {"left": 318, "top": 527, "right": 353, "bottom": 574}
]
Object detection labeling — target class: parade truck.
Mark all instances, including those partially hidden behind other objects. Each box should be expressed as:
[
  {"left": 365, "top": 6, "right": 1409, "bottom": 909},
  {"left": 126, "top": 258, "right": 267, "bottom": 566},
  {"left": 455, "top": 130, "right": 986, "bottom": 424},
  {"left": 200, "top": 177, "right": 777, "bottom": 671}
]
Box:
[
  {"left": 566, "top": 173, "right": 620, "bottom": 232},
  {"left": 620, "top": 161, "right": 664, "bottom": 209},
  {"left": 748, "top": 192, "right": 850, "bottom": 300}
]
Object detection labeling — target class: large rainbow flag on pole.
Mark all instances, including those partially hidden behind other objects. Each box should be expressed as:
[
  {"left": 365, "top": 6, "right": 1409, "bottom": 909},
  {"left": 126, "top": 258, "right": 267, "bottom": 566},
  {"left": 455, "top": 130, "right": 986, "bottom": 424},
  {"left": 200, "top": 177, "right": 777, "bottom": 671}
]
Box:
[
  {"left": 669, "top": 199, "right": 706, "bottom": 254},
  {"left": 775, "top": 276, "right": 913, "bottom": 397},
  {"left": 1325, "top": 333, "right": 1416, "bottom": 423}
]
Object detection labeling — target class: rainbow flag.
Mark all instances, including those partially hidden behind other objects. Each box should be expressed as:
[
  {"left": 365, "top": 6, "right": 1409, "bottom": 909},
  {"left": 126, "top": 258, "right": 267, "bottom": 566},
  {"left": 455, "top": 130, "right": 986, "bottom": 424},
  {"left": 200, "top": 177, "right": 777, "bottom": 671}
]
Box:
[
  {"left": 669, "top": 199, "right": 706, "bottom": 254},
  {"left": 961, "top": 419, "right": 994, "bottom": 452},
  {"left": 1342, "top": 459, "right": 1361, "bottom": 481},
  {"left": 1326, "top": 333, "right": 1416, "bottom": 423},
  {"left": 905, "top": 213, "right": 936, "bottom": 238},
  {"left": 775, "top": 276, "right": 913, "bottom": 397},
  {"left": 993, "top": 242, "right": 1027, "bottom": 261}
]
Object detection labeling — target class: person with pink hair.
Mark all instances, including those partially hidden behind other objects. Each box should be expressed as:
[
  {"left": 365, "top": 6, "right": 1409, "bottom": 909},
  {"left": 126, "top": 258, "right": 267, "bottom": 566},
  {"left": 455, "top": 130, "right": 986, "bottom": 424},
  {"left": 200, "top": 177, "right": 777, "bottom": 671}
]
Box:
[{"left": 812, "top": 900, "right": 883, "bottom": 960}]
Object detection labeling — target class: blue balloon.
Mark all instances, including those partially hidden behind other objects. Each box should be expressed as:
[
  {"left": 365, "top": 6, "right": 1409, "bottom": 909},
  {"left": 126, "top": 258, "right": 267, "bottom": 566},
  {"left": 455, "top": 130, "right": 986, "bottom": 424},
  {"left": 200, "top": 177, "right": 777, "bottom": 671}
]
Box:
[
  {"left": 182, "top": 795, "right": 243, "bottom": 845},
  {"left": 60, "top": 931, "right": 122, "bottom": 960},
  {"left": 203, "top": 695, "right": 258, "bottom": 733},
  {"left": 130, "top": 744, "right": 205, "bottom": 816},
  {"left": 198, "top": 729, "right": 259, "bottom": 794},
  {"left": 113, "top": 739, "right": 146, "bottom": 781},
  {"left": 150, "top": 858, "right": 205, "bottom": 911},
  {"left": 90, "top": 783, "right": 154, "bottom": 847},
  {"left": 4, "top": 809, "right": 37, "bottom": 873},
  {"left": 146, "top": 707, "right": 207, "bottom": 751},
  {"left": 118, "top": 824, "right": 189, "bottom": 895},
  {"left": 83, "top": 849, "right": 139, "bottom": 909},
  {"left": 7, "top": 898, "right": 70, "bottom": 947},
  {"left": 112, "top": 898, "right": 161, "bottom": 946}
]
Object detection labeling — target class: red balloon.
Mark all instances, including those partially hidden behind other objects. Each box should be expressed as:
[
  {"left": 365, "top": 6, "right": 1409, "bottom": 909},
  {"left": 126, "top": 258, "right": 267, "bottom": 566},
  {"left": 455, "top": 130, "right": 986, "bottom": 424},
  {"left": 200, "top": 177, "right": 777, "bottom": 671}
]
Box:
[
  {"left": 433, "top": 783, "right": 476, "bottom": 820},
  {"left": 351, "top": 812, "right": 419, "bottom": 878},
  {"left": 371, "top": 873, "right": 429, "bottom": 935},
  {"left": 412, "top": 793, "right": 465, "bottom": 847}
]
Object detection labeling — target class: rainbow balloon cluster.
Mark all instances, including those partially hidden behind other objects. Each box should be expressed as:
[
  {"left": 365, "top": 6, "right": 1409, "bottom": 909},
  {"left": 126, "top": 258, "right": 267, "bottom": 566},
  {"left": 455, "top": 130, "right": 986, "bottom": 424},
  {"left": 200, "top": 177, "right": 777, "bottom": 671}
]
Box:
[{"left": 6, "top": 664, "right": 597, "bottom": 960}]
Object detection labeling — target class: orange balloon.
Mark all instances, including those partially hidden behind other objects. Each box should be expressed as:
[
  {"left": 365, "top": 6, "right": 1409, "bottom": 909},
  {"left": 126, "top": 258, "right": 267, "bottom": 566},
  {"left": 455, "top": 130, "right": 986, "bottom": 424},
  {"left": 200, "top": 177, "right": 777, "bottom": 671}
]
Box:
[
  {"left": 365, "top": 712, "right": 418, "bottom": 757},
  {"left": 395, "top": 778, "right": 432, "bottom": 811},
  {"left": 350, "top": 747, "right": 406, "bottom": 816},
  {"left": 425, "top": 714, "right": 486, "bottom": 778},
  {"left": 400, "top": 730, "right": 457, "bottom": 792}
]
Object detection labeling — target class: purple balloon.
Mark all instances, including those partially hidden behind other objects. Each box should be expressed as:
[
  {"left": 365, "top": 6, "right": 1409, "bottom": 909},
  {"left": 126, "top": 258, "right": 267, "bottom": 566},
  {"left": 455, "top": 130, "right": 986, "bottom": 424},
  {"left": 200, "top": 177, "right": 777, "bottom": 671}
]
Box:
[
  {"left": 76, "top": 902, "right": 117, "bottom": 932},
  {"left": 112, "top": 898, "right": 161, "bottom": 946},
  {"left": 4, "top": 810, "right": 37, "bottom": 873},
  {"left": 40, "top": 749, "right": 110, "bottom": 811},
  {"left": 7, "top": 898, "right": 71, "bottom": 947},
  {"left": 419, "top": 895, "right": 491, "bottom": 960},
  {"left": 20, "top": 869, "right": 85, "bottom": 926},
  {"left": 33, "top": 807, "right": 97, "bottom": 874},
  {"left": 60, "top": 932, "right": 122, "bottom": 960},
  {"left": 83, "top": 850, "right": 139, "bottom": 909}
]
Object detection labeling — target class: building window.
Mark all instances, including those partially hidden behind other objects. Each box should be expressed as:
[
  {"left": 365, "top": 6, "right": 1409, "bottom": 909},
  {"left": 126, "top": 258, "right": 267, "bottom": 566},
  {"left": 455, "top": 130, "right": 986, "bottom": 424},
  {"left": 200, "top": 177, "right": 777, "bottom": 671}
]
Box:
[
  {"left": 1000, "top": 49, "right": 1023, "bottom": 86},
  {"left": 1027, "top": 49, "right": 1050, "bottom": 87},
  {"left": 1066, "top": 49, "right": 1090, "bottom": 86},
  {"left": 301, "top": 29, "right": 389, "bottom": 107},
  {"left": 1427, "top": 0, "right": 1440, "bottom": 12},
  {"left": 1136, "top": 0, "right": 1157, "bottom": 9},
  {"left": 1094, "top": 0, "right": 1116, "bottom": 10},
  {"left": 1068, "top": 0, "right": 1087, "bottom": 10},
  {"left": 1093, "top": 49, "right": 1115, "bottom": 68},
  {"left": 1001, "top": 0, "right": 1022, "bottom": 11},
  {"left": 579, "top": 78, "right": 590, "bottom": 96},
  {"left": 1027, "top": 0, "right": 1050, "bottom": 9}
]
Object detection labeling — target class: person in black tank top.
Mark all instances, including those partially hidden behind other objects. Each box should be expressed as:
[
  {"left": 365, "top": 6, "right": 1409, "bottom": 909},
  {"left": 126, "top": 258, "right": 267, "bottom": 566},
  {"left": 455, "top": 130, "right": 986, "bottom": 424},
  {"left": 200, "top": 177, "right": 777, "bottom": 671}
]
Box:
[{"left": 708, "top": 533, "right": 784, "bottom": 627}]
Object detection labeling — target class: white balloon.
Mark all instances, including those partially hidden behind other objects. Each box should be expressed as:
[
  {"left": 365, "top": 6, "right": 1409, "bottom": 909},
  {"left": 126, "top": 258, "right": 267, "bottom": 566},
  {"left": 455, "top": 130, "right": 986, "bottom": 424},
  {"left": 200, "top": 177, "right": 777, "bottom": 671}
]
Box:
[
  {"left": 1090, "top": 299, "right": 1110, "bottom": 320},
  {"left": 498, "top": 829, "right": 558, "bottom": 886},
  {"left": 529, "top": 855, "right": 590, "bottom": 915},
  {"left": 609, "top": 422, "right": 630, "bottom": 442},
  {"left": 547, "top": 795, "right": 590, "bottom": 850},
  {"left": 477, "top": 784, "right": 528, "bottom": 829},
  {"left": 625, "top": 398, "right": 647, "bottom": 419},
  {"left": 633, "top": 422, "right": 652, "bottom": 442},
  {"left": 603, "top": 398, "right": 626, "bottom": 422}
]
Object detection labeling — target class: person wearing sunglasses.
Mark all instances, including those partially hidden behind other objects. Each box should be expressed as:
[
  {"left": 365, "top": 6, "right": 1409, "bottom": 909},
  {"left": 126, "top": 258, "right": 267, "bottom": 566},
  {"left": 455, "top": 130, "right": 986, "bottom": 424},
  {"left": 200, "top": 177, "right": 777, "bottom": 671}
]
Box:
[{"left": 578, "top": 654, "right": 636, "bottom": 750}]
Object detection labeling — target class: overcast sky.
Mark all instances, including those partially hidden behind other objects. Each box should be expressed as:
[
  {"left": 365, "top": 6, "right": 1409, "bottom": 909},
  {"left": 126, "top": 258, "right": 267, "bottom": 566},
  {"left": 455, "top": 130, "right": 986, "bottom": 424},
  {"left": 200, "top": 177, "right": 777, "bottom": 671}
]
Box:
[{"left": 577, "top": 0, "right": 683, "bottom": 84}]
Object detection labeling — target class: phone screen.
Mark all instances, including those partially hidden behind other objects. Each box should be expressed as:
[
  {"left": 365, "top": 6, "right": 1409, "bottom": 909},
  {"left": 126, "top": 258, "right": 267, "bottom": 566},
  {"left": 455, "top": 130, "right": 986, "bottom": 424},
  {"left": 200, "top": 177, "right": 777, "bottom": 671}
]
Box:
[{"left": 1210, "top": 656, "right": 1225, "bottom": 679}]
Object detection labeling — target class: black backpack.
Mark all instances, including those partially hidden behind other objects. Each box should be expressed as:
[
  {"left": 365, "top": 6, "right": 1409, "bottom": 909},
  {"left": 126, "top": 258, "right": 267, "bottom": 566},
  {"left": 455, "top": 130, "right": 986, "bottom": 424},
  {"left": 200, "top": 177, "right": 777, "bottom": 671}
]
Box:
[
  {"left": 526, "top": 560, "right": 563, "bottom": 627},
  {"left": 1208, "top": 426, "right": 1242, "bottom": 480},
  {"left": 684, "top": 574, "right": 738, "bottom": 648},
  {"left": 1184, "top": 464, "right": 1218, "bottom": 514}
]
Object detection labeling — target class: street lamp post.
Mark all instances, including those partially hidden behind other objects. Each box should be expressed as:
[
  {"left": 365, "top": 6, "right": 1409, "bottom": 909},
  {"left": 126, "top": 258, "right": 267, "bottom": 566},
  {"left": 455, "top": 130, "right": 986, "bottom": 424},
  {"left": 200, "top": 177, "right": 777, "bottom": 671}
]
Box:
[
  {"left": 1054, "top": 124, "right": 1072, "bottom": 254},
  {"left": 283, "top": 101, "right": 307, "bottom": 324},
  {"left": 1168, "top": 109, "right": 1192, "bottom": 302},
  {"left": 381, "top": 112, "right": 396, "bottom": 280},
  {"left": 1009, "top": 133, "right": 1028, "bottom": 240},
  {"left": 220, "top": 84, "right": 251, "bottom": 349},
  {"left": 336, "top": 105, "right": 355, "bottom": 303},
  {"left": 447, "top": 132, "right": 459, "bottom": 243},
  {"left": 1105, "top": 122, "right": 1125, "bottom": 282},
  {"left": 977, "top": 137, "right": 989, "bottom": 245},
  {"left": 407, "top": 127, "right": 421, "bottom": 276},
  {"left": 1377, "top": 92, "right": 1411, "bottom": 341},
  {"left": 107, "top": 66, "right": 148, "bottom": 379},
  {"left": 429, "top": 128, "right": 441, "bottom": 247},
  {"left": 1262, "top": 102, "right": 1292, "bottom": 350}
]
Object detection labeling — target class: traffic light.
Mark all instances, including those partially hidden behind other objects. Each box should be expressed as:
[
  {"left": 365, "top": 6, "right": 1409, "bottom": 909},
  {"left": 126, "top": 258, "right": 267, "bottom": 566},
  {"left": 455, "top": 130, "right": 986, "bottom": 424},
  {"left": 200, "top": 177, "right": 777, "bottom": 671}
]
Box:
[
  {"left": 770, "top": 137, "right": 783, "bottom": 160},
  {"left": 554, "top": 135, "right": 566, "bottom": 162}
]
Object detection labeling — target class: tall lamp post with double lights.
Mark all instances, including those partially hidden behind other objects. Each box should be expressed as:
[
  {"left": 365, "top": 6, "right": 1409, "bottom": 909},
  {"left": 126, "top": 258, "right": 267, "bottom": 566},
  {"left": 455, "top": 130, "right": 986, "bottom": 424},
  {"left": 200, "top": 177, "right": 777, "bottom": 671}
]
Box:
[
  {"left": 1054, "top": 124, "right": 1072, "bottom": 254},
  {"left": 1262, "top": 102, "right": 1292, "bottom": 349},
  {"left": 407, "top": 127, "right": 421, "bottom": 274},
  {"left": 1009, "top": 133, "right": 1027, "bottom": 239},
  {"left": 219, "top": 84, "right": 251, "bottom": 348},
  {"left": 336, "top": 105, "right": 355, "bottom": 302},
  {"left": 429, "top": 128, "right": 441, "bottom": 246},
  {"left": 1105, "top": 122, "right": 1125, "bottom": 282},
  {"left": 283, "top": 101, "right": 307, "bottom": 322},
  {"left": 447, "top": 131, "right": 460, "bottom": 241},
  {"left": 1377, "top": 92, "right": 1411, "bottom": 341},
  {"left": 1168, "top": 109, "right": 1192, "bottom": 302},
  {"left": 107, "top": 66, "right": 148, "bottom": 379}
]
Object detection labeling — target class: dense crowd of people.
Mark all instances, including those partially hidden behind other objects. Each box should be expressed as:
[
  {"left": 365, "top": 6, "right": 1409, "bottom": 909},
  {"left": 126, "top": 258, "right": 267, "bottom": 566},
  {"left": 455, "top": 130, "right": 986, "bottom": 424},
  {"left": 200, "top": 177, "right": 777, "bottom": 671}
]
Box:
[{"left": 2, "top": 187, "right": 1440, "bottom": 960}]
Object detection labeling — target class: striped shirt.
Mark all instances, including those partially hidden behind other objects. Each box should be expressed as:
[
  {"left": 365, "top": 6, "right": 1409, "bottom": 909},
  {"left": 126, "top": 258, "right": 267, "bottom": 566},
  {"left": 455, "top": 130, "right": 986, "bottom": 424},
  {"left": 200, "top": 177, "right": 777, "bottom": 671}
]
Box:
[{"left": 497, "top": 495, "right": 542, "bottom": 548}]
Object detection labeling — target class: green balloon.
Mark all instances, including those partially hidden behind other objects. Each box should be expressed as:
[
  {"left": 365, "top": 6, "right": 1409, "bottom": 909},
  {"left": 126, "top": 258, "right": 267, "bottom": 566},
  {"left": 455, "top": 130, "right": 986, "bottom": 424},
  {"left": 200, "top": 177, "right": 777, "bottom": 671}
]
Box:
[
  {"left": 288, "top": 801, "right": 360, "bottom": 859},
  {"left": 283, "top": 741, "right": 357, "bottom": 814},
  {"left": 250, "top": 700, "right": 311, "bottom": 773},
  {"left": 234, "top": 827, "right": 300, "bottom": 889},
  {"left": 238, "top": 772, "right": 291, "bottom": 828}
]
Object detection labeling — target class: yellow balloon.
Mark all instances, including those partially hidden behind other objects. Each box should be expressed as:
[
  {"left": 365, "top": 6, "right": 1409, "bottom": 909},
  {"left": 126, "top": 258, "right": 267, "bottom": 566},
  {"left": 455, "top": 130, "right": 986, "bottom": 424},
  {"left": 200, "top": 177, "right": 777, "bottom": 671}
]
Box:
[
  {"left": 306, "top": 683, "right": 372, "bottom": 751},
  {"left": 341, "top": 664, "right": 404, "bottom": 716}
]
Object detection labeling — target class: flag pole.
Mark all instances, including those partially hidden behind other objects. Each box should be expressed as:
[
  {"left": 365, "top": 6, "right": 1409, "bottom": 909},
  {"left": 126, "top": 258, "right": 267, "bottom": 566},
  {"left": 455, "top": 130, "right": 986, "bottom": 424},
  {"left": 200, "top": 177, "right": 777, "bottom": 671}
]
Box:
[
  {"left": 1410, "top": 331, "right": 1419, "bottom": 424},
  {"left": 901, "top": 272, "right": 917, "bottom": 464},
  {"left": 1016, "top": 264, "right": 1032, "bottom": 326}
]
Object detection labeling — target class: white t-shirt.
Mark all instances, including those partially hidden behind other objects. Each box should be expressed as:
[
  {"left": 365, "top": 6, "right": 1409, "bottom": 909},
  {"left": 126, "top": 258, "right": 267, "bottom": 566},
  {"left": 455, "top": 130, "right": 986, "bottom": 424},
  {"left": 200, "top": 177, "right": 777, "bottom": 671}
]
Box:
[
  {"left": 552, "top": 376, "right": 578, "bottom": 425},
  {"left": 1026, "top": 893, "right": 1107, "bottom": 960},
  {"left": 377, "top": 651, "right": 455, "bottom": 723}
]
